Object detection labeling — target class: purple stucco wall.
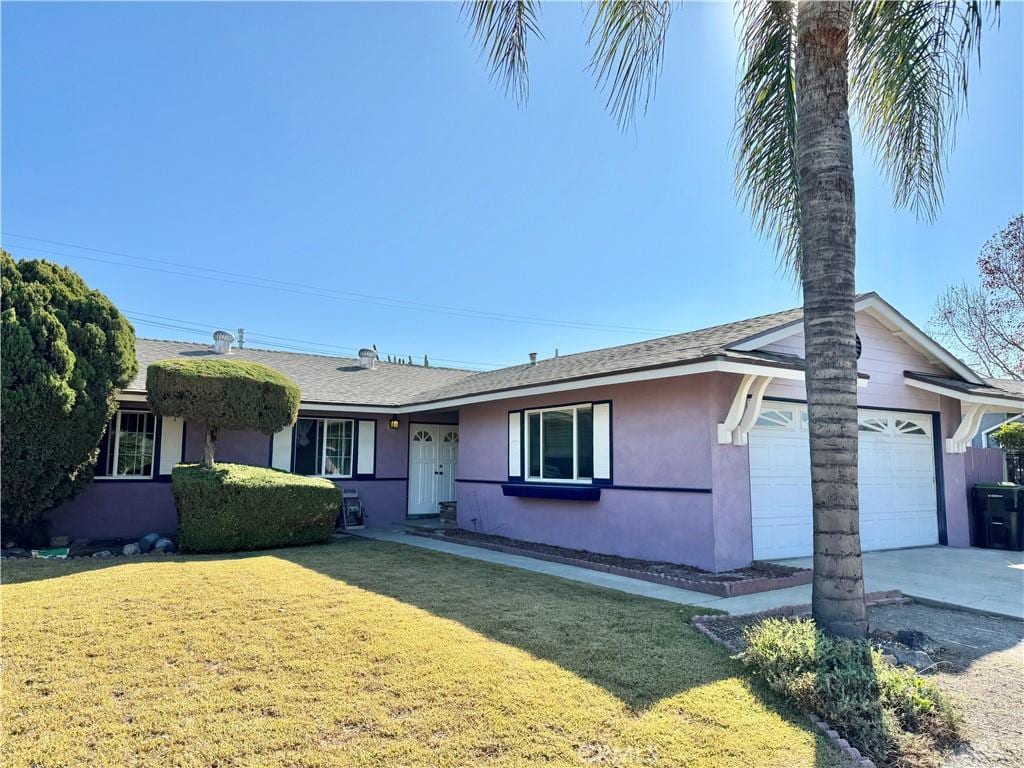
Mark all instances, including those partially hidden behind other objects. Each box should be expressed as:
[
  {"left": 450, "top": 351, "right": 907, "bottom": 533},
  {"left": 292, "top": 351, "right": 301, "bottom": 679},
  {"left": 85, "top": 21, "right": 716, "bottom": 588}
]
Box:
[
  {"left": 183, "top": 425, "right": 270, "bottom": 466},
  {"left": 456, "top": 375, "right": 731, "bottom": 572},
  {"left": 49, "top": 409, "right": 422, "bottom": 539},
  {"left": 939, "top": 397, "right": 971, "bottom": 547},
  {"left": 47, "top": 482, "right": 177, "bottom": 540}
]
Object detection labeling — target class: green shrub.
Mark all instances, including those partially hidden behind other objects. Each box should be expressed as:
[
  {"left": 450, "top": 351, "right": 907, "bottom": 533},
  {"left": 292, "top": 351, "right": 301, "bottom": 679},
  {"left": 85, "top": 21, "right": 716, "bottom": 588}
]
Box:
[
  {"left": 1, "top": 252, "right": 137, "bottom": 544},
  {"left": 148, "top": 358, "right": 300, "bottom": 466},
  {"left": 172, "top": 463, "right": 339, "bottom": 553},
  {"left": 990, "top": 421, "right": 1024, "bottom": 452},
  {"left": 742, "top": 618, "right": 961, "bottom": 767}
]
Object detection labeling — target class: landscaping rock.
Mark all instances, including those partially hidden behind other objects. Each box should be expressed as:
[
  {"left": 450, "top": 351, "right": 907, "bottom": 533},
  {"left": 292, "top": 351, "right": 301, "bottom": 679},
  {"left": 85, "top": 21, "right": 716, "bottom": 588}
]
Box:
[
  {"left": 71, "top": 537, "right": 91, "bottom": 549},
  {"left": 122, "top": 543, "right": 141, "bottom": 556},
  {"left": 49, "top": 535, "right": 72, "bottom": 547},
  {"left": 881, "top": 653, "right": 898, "bottom": 666},
  {"left": 153, "top": 538, "right": 175, "bottom": 554},
  {"left": 92, "top": 550, "right": 112, "bottom": 558},
  {"left": 894, "top": 629, "right": 940, "bottom": 654},
  {"left": 892, "top": 648, "right": 934, "bottom": 671},
  {"left": 138, "top": 533, "right": 161, "bottom": 553}
]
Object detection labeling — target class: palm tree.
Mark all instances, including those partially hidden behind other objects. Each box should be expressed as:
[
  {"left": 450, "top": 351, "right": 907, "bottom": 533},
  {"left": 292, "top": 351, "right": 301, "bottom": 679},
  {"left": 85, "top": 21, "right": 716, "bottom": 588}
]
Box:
[{"left": 463, "top": 0, "right": 1000, "bottom": 637}]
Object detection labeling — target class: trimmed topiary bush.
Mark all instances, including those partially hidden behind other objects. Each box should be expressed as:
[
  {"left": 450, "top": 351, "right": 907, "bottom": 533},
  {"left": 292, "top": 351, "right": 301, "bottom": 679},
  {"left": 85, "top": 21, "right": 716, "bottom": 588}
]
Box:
[
  {"left": 147, "top": 358, "right": 300, "bottom": 467},
  {"left": 742, "top": 618, "right": 961, "bottom": 767},
  {"left": 172, "top": 463, "right": 339, "bottom": 552},
  {"left": 1, "top": 252, "right": 137, "bottom": 544}
]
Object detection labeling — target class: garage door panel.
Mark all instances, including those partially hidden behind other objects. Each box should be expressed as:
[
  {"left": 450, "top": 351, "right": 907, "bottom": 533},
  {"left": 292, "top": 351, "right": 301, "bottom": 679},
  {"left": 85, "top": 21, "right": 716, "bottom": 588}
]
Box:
[
  {"left": 750, "top": 406, "right": 938, "bottom": 560},
  {"left": 748, "top": 444, "right": 772, "bottom": 471},
  {"left": 753, "top": 522, "right": 811, "bottom": 560}
]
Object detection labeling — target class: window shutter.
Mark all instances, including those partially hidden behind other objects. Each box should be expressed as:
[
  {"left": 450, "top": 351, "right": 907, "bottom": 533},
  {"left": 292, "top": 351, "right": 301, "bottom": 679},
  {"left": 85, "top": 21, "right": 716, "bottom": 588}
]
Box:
[
  {"left": 508, "top": 411, "right": 522, "bottom": 478},
  {"left": 357, "top": 419, "right": 376, "bottom": 476},
  {"left": 158, "top": 416, "right": 184, "bottom": 475},
  {"left": 592, "top": 403, "right": 611, "bottom": 481},
  {"left": 271, "top": 426, "right": 293, "bottom": 470}
]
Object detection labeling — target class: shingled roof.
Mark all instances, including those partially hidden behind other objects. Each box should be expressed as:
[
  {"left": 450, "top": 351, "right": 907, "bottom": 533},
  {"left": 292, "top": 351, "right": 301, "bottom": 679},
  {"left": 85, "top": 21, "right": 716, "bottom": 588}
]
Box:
[
  {"left": 408, "top": 306, "right": 809, "bottom": 404},
  {"left": 904, "top": 372, "right": 1024, "bottom": 404},
  {"left": 127, "top": 300, "right": 811, "bottom": 408},
  {"left": 128, "top": 339, "right": 476, "bottom": 408}
]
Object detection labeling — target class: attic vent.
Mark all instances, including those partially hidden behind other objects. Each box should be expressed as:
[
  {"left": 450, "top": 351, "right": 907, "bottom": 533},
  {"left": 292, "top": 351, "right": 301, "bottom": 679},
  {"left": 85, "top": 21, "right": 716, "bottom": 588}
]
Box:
[
  {"left": 357, "top": 348, "right": 378, "bottom": 370},
  {"left": 212, "top": 330, "right": 235, "bottom": 354}
]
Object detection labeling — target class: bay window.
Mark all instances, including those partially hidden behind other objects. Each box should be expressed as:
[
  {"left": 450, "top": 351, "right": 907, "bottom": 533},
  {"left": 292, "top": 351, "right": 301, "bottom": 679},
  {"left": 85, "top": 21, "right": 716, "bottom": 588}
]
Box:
[
  {"left": 95, "top": 411, "right": 156, "bottom": 478},
  {"left": 525, "top": 404, "right": 594, "bottom": 482}
]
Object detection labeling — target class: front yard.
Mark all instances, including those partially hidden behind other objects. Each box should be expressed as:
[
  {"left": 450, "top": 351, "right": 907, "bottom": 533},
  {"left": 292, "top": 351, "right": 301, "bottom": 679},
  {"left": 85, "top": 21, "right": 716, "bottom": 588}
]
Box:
[{"left": 1, "top": 538, "right": 841, "bottom": 767}]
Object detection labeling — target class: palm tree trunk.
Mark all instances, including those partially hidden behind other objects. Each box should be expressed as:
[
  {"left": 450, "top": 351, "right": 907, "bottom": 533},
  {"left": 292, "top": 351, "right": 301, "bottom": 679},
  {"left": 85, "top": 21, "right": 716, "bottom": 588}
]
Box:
[{"left": 795, "top": 0, "right": 867, "bottom": 638}]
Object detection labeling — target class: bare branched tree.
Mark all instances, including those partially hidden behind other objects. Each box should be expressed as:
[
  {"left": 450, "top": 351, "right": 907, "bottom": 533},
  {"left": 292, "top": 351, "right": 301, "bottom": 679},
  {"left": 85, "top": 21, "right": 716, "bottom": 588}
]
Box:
[{"left": 933, "top": 214, "right": 1024, "bottom": 380}]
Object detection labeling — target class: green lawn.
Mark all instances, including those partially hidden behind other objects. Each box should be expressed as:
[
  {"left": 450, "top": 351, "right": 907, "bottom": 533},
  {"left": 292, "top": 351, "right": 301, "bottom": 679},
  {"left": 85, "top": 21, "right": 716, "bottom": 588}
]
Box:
[{"left": 2, "top": 538, "right": 841, "bottom": 767}]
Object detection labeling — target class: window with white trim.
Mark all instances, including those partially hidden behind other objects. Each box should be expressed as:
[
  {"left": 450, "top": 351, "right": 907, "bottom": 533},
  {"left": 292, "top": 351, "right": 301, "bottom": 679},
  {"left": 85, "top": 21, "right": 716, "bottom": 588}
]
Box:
[
  {"left": 293, "top": 418, "right": 354, "bottom": 477},
  {"left": 525, "top": 404, "right": 593, "bottom": 482},
  {"left": 95, "top": 411, "right": 156, "bottom": 478}
]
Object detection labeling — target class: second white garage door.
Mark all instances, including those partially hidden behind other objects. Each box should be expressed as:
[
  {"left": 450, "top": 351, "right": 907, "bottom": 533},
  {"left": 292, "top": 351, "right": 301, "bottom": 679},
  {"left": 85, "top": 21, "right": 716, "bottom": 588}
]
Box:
[{"left": 749, "top": 404, "right": 939, "bottom": 560}]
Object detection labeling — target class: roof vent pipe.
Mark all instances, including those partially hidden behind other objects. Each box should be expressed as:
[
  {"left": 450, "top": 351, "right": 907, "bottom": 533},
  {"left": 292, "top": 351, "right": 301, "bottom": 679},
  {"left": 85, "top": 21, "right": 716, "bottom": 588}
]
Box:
[
  {"left": 212, "top": 330, "right": 235, "bottom": 354},
  {"left": 357, "top": 347, "right": 378, "bottom": 370},
  {"left": 529, "top": 352, "right": 537, "bottom": 366}
]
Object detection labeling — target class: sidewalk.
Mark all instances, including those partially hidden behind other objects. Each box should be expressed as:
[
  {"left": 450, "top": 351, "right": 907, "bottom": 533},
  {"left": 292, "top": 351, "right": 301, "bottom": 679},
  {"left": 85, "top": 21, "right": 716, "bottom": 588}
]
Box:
[{"left": 355, "top": 527, "right": 814, "bottom": 615}]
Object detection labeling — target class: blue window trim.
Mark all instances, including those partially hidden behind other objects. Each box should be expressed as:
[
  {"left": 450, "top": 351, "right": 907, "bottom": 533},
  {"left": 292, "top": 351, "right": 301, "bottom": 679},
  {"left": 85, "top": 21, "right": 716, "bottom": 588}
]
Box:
[
  {"left": 512, "top": 399, "right": 614, "bottom": 485},
  {"left": 463, "top": 478, "right": 711, "bottom": 495},
  {"left": 94, "top": 407, "right": 162, "bottom": 483},
  {"left": 501, "top": 483, "right": 601, "bottom": 501}
]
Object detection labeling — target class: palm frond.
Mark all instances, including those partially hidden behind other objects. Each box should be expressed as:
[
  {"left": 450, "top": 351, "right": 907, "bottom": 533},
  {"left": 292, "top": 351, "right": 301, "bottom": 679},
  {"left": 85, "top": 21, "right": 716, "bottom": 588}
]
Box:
[
  {"left": 586, "top": 1, "right": 674, "bottom": 128},
  {"left": 733, "top": 0, "right": 800, "bottom": 274},
  {"left": 850, "top": 1, "right": 1000, "bottom": 221},
  {"left": 462, "top": 1, "right": 542, "bottom": 106}
]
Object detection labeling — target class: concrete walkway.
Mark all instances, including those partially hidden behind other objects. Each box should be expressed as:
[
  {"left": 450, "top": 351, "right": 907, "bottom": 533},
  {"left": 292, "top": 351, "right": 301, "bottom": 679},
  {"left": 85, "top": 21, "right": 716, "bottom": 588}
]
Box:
[
  {"left": 356, "top": 528, "right": 799, "bottom": 615},
  {"left": 357, "top": 528, "right": 1024, "bottom": 619}
]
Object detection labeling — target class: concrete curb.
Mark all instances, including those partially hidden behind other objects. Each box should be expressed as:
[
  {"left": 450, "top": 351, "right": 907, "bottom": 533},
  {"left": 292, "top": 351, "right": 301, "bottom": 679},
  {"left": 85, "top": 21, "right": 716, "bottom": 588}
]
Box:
[
  {"left": 691, "top": 592, "right": 909, "bottom": 768},
  {"left": 405, "top": 529, "right": 812, "bottom": 597}
]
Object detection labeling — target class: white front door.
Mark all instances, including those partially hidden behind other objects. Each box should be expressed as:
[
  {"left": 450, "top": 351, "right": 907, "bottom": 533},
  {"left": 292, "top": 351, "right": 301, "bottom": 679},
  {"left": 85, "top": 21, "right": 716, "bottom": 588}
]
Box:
[
  {"left": 749, "top": 404, "right": 938, "bottom": 560},
  {"left": 407, "top": 424, "right": 459, "bottom": 517}
]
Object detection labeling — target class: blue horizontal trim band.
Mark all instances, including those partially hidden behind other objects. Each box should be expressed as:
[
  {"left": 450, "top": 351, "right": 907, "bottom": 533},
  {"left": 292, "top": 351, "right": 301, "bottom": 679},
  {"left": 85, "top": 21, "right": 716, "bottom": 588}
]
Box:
[
  {"left": 458, "top": 478, "right": 711, "bottom": 494},
  {"left": 501, "top": 483, "right": 601, "bottom": 501}
]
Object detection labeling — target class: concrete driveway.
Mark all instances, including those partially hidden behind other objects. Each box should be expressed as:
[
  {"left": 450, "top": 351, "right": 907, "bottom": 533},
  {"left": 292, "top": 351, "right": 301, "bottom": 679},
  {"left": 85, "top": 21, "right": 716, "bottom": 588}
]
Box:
[{"left": 769, "top": 546, "right": 1024, "bottom": 620}]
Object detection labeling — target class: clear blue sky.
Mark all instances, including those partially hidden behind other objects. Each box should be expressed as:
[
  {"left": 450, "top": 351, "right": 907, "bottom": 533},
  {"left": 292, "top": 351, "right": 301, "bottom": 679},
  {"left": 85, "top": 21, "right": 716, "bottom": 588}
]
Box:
[{"left": 3, "top": 2, "right": 1021, "bottom": 370}]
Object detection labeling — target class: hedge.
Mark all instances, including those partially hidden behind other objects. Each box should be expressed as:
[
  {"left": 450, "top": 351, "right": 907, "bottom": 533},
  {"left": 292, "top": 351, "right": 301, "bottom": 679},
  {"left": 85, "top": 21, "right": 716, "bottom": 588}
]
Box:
[
  {"left": 172, "top": 463, "right": 340, "bottom": 553},
  {"left": 147, "top": 358, "right": 300, "bottom": 434},
  {"left": 1, "top": 251, "right": 137, "bottom": 544}
]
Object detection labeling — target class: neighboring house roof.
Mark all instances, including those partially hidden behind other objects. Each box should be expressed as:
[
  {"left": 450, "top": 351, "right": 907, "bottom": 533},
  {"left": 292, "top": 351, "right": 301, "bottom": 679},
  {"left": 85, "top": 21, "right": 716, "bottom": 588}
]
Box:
[
  {"left": 128, "top": 338, "right": 476, "bottom": 408},
  {"left": 987, "top": 378, "right": 1024, "bottom": 397}
]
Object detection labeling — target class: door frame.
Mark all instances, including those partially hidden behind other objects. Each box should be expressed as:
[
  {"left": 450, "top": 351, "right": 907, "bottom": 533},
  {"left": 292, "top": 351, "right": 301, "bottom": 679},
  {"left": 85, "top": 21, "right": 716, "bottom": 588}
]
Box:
[{"left": 406, "top": 421, "right": 459, "bottom": 519}]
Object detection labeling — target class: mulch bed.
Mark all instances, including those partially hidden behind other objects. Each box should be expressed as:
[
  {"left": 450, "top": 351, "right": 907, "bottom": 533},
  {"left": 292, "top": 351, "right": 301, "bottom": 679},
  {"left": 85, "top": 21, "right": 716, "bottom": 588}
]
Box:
[{"left": 406, "top": 527, "right": 812, "bottom": 597}]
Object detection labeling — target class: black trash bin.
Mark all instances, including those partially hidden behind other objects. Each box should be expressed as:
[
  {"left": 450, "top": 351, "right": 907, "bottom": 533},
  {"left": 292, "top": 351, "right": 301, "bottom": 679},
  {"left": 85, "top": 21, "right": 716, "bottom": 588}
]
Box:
[{"left": 971, "top": 483, "right": 1024, "bottom": 551}]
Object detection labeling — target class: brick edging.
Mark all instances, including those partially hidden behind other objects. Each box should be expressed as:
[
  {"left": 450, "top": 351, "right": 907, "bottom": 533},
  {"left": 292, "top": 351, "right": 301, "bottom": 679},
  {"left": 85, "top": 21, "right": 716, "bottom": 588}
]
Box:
[
  {"left": 691, "top": 591, "right": 908, "bottom": 768},
  {"left": 405, "top": 529, "right": 812, "bottom": 598}
]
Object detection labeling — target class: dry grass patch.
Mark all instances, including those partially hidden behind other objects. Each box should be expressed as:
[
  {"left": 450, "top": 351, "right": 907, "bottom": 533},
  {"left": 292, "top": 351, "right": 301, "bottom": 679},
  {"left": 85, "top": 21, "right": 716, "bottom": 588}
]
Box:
[{"left": 2, "top": 538, "right": 842, "bottom": 767}]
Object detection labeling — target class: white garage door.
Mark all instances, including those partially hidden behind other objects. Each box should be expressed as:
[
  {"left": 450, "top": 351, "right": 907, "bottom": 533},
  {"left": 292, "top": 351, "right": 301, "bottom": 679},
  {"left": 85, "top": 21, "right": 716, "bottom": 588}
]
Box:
[{"left": 749, "top": 404, "right": 938, "bottom": 560}]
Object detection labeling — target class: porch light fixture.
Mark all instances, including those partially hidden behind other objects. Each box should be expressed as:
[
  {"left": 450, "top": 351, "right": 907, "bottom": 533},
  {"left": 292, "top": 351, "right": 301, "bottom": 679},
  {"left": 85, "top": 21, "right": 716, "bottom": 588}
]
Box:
[{"left": 389, "top": 416, "right": 400, "bottom": 430}]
